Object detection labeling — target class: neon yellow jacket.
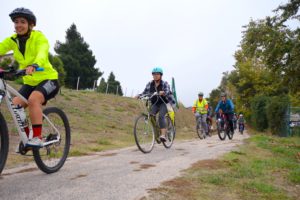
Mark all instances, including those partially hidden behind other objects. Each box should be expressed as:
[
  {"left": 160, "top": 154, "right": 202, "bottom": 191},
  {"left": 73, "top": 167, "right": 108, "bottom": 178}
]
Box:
[
  {"left": 192, "top": 99, "right": 208, "bottom": 114},
  {"left": 0, "top": 30, "right": 58, "bottom": 86}
]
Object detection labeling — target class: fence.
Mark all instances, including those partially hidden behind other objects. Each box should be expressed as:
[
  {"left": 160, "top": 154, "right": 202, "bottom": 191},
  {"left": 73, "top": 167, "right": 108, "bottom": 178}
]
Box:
[{"left": 287, "top": 106, "right": 300, "bottom": 136}]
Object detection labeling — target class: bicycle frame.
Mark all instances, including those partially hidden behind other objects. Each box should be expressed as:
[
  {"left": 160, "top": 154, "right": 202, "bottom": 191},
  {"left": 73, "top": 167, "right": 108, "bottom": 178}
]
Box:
[
  {"left": 0, "top": 78, "right": 60, "bottom": 147},
  {"left": 138, "top": 93, "right": 176, "bottom": 140}
]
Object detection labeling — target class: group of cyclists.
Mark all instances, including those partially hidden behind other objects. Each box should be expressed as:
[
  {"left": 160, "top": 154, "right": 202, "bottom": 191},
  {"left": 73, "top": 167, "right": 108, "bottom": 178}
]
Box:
[
  {"left": 0, "top": 7, "right": 246, "bottom": 154},
  {"left": 192, "top": 92, "right": 245, "bottom": 136}
]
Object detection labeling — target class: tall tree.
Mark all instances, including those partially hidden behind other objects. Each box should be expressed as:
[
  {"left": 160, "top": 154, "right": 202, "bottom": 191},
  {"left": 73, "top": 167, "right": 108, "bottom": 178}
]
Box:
[
  {"left": 97, "top": 77, "right": 107, "bottom": 93},
  {"left": 54, "top": 23, "right": 102, "bottom": 89},
  {"left": 106, "top": 72, "right": 123, "bottom": 96}
]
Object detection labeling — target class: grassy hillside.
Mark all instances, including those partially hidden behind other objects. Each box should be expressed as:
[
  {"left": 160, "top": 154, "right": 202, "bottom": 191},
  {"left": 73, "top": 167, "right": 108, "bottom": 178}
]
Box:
[{"left": 1, "top": 86, "right": 197, "bottom": 168}]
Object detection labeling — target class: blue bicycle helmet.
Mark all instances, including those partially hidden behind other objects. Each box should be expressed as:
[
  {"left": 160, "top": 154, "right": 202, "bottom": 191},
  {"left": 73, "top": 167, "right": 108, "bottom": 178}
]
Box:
[
  {"left": 9, "top": 7, "right": 36, "bottom": 25},
  {"left": 152, "top": 67, "right": 163, "bottom": 75}
]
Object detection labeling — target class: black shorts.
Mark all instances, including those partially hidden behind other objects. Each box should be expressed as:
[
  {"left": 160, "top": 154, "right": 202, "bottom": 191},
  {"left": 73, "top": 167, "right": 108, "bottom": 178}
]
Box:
[{"left": 18, "top": 80, "right": 60, "bottom": 104}]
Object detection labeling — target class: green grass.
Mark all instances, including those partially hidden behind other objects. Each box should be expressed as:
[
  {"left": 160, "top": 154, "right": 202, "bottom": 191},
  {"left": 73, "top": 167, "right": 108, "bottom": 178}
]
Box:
[{"left": 145, "top": 134, "right": 300, "bottom": 200}]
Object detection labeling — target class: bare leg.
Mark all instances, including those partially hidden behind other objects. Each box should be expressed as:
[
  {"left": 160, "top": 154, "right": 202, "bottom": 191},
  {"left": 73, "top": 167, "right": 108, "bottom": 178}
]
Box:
[
  {"left": 28, "top": 91, "right": 44, "bottom": 124},
  {"left": 160, "top": 128, "right": 166, "bottom": 136}
]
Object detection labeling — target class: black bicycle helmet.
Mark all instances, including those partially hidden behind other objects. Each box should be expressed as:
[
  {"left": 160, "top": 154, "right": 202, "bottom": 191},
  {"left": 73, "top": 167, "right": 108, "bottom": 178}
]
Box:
[{"left": 9, "top": 7, "right": 36, "bottom": 25}]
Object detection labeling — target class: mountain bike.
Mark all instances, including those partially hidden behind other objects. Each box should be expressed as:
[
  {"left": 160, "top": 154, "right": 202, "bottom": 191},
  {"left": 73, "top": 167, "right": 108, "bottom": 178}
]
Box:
[
  {"left": 0, "top": 67, "right": 71, "bottom": 174},
  {"left": 239, "top": 122, "right": 244, "bottom": 134},
  {"left": 196, "top": 114, "right": 207, "bottom": 139},
  {"left": 206, "top": 116, "right": 212, "bottom": 136},
  {"left": 216, "top": 113, "right": 233, "bottom": 140},
  {"left": 133, "top": 92, "right": 175, "bottom": 153}
]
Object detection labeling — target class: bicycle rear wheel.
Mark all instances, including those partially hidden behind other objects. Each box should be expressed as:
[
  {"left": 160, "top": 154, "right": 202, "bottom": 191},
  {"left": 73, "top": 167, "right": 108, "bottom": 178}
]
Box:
[
  {"left": 33, "top": 107, "right": 71, "bottom": 174},
  {"left": 162, "top": 116, "right": 175, "bottom": 149},
  {"left": 217, "top": 121, "right": 226, "bottom": 140},
  {"left": 0, "top": 112, "right": 9, "bottom": 174},
  {"left": 133, "top": 114, "right": 155, "bottom": 153}
]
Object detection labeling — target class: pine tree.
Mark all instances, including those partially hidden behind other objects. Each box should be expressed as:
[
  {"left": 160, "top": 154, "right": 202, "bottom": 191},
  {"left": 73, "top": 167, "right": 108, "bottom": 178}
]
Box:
[
  {"left": 97, "top": 77, "right": 107, "bottom": 93},
  {"left": 107, "top": 72, "right": 123, "bottom": 96},
  {"left": 54, "top": 23, "right": 103, "bottom": 89}
]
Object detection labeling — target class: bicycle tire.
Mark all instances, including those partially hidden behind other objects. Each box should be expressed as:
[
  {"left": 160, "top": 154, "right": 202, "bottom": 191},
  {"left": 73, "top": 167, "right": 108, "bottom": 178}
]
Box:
[
  {"left": 0, "top": 112, "right": 9, "bottom": 174},
  {"left": 196, "top": 121, "right": 205, "bottom": 140},
  {"left": 33, "top": 107, "right": 71, "bottom": 174},
  {"left": 162, "top": 116, "right": 175, "bottom": 149},
  {"left": 226, "top": 121, "right": 234, "bottom": 140},
  {"left": 133, "top": 114, "right": 155, "bottom": 153},
  {"left": 207, "top": 120, "right": 212, "bottom": 137},
  {"left": 239, "top": 124, "right": 244, "bottom": 134},
  {"left": 227, "top": 130, "right": 234, "bottom": 140},
  {"left": 217, "top": 121, "right": 226, "bottom": 140}
]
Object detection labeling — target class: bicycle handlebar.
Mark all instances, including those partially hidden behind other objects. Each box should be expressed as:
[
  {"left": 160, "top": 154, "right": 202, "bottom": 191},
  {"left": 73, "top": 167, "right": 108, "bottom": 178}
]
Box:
[
  {"left": 138, "top": 92, "right": 158, "bottom": 100},
  {"left": 0, "top": 65, "right": 44, "bottom": 77}
]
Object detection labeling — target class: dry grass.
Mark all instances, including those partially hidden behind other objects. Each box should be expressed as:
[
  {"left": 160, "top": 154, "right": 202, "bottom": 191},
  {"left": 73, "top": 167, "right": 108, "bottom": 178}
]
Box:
[{"left": 1, "top": 85, "right": 196, "bottom": 169}]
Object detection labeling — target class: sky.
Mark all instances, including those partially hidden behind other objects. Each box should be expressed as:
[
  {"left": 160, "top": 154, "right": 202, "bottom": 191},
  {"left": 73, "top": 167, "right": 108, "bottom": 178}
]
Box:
[{"left": 0, "top": 0, "right": 289, "bottom": 106}]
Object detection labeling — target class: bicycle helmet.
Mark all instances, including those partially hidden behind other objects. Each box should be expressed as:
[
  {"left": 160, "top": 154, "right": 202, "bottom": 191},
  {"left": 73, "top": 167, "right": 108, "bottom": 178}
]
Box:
[
  {"left": 198, "top": 92, "right": 204, "bottom": 96},
  {"left": 220, "top": 92, "right": 227, "bottom": 97},
  {"left": 152, "top": 67, "right": 163, "bottom": 75},
  {"left": 9, "top": 7, "right": 36, "bottom": 25}
]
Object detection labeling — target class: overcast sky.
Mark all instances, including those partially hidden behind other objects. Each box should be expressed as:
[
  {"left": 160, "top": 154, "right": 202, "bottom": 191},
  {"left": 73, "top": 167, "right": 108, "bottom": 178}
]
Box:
[{"left": 1, "top": 0, "right": 288, "bottom": 106}]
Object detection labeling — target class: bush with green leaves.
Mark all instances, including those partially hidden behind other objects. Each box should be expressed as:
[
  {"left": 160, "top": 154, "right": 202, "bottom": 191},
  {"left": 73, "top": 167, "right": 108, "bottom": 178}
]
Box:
[
  {"left": 266, "top": 95, "right": 289, "bottom": 136},
  {"left": 250, "top": 95, "right": 270, "bottom": 131}
]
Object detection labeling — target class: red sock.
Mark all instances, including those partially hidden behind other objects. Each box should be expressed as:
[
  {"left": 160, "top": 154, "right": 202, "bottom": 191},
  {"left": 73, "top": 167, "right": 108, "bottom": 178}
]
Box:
[
  {"left": 24, "top": 126, "right": 30, "bottom": 137},
  {"left": 32, "top": 124, "right": 42, "bottom": 139}
]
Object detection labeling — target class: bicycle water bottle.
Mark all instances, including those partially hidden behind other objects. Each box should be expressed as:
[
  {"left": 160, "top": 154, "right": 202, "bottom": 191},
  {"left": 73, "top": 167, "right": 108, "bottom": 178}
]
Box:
[
  {"left": 166, "top": 103, "right": 175, "bottom": 124},
  {"left": 12, "top": 105, "right": 29, "bottom": 131}
]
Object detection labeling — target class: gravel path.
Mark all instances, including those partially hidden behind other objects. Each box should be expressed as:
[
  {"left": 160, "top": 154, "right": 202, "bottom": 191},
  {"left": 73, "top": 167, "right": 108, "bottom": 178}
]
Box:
[{"left": 0, "top": 132, "right": 249, "bottom": 200}]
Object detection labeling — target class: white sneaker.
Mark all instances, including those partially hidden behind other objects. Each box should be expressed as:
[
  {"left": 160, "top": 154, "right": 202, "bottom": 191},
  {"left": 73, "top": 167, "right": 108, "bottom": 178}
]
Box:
[{"left": 26, "top": 137, "right": 43, "bottom": 147}]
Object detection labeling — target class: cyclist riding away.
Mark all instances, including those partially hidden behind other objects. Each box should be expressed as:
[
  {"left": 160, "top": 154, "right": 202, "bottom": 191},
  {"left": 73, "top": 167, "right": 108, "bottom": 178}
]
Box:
[
  {"left": 136, "top": 67, "right": 173, "bottom": 142},
  {"left": 192, "top": 92, "right": 209, "bottom": 136},
  {"left": 0, "top": 8, "right": 59, "bottom": 147},
  {"left": 215, "top": 92, "right": 235, "bottom": 134}
]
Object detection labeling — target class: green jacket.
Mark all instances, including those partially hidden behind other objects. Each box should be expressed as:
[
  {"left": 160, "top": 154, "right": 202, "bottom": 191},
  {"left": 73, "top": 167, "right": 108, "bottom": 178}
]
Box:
[{"left": 0, "top": 30, "right": 58, "bottom": 86}]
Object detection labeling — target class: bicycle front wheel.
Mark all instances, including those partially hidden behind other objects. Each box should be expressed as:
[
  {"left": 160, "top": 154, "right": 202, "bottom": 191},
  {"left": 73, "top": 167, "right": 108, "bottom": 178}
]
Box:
[
  {"left": 133, "top": 114, "right": 155, "bottom": 153},
  {"left": 217, "top": 121, "right": 226, "bottom": 140},
  {"left": 162, "top": 116, "right": 175, "bottom": 149},
  {"left": 227, "top": 129, "right": 234, "bottom": 140},
  {"left": 197, "top": 122, "right": 205, "bottom": 140},
  {"left": 33, "top": 107, "right": 71, "bottom": 174},
  {"left": 0, "top": 112, "right": 9, "bottom": 174}
]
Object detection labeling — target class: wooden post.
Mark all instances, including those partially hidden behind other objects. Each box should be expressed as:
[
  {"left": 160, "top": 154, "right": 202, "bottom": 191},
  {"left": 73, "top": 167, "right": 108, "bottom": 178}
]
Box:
[{"left": 76, "top": 77, "right": 80, "bottom": 91}]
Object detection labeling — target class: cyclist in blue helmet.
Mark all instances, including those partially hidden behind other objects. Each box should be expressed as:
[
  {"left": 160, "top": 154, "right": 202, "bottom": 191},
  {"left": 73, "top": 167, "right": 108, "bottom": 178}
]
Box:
[
  {"left": 215, "top": 92, "right": 235, "bottom": 133},
  {"left": 136, "top": 67, "right": 173, "bottom": 142}
]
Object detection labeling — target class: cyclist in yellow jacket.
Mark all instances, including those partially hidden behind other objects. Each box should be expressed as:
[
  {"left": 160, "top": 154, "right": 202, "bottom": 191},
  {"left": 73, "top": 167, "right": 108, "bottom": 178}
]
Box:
[
  {"left": 0, "top": 8, "right": 59, "bottom": 147},
  {"left": 192, "top": 92, "right": 209, "bottom": 136}
]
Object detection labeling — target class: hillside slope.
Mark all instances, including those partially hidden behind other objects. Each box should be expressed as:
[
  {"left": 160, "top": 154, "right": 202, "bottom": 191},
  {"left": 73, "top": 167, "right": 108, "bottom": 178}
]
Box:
[{"left": 2, "top": 87, "right": 196, "bottom": 168}]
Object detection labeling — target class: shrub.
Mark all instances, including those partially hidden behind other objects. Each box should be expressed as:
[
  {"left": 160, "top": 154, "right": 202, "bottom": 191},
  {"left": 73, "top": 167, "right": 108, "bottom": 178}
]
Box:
[
  {"left": 250, "top": 95, "right": 270, "bottom": 131},
  {"left": 266, "top": 95, "right": 289, "bottom": 136}
]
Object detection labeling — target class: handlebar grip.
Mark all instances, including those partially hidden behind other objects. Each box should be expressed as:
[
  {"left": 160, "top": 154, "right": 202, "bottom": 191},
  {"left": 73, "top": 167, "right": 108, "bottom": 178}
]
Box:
[{"left": 35, "top": 67, "right": 44, "bottom": 72}]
